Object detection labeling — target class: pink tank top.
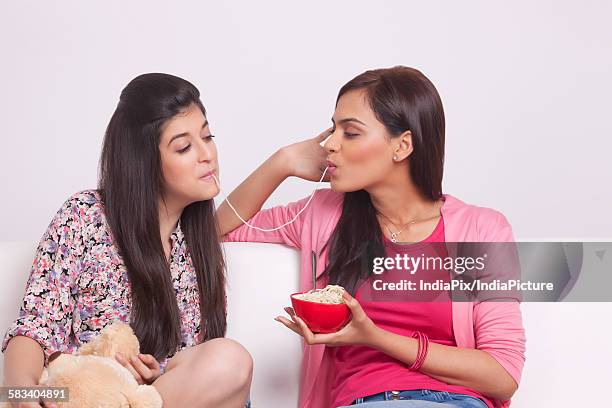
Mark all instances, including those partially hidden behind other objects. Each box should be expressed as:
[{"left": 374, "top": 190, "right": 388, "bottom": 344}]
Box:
[{"left": 330, "top": 217, "right": 494, "bottom": 408}]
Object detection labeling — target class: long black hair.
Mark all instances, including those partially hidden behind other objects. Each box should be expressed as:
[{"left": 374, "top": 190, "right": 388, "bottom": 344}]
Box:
[
  {"left": 321, "top": 66, "right": 446, "bottom": 294},
  {"left": 98, "top": 73, "right": 226, "bottom": 360}
]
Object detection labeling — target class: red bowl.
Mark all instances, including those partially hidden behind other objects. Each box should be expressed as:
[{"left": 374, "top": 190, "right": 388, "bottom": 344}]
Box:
[{"left": 290, "top": 292, "right": 352, "bottom": 333}]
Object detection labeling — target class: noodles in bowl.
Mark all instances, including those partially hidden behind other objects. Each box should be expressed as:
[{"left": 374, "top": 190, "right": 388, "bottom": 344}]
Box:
[
  {"left": 290, "top": 285, "right": 351, "bottom": 333},
  {"left": 292, "top": 284, "right": 345, "bottom": 304}
]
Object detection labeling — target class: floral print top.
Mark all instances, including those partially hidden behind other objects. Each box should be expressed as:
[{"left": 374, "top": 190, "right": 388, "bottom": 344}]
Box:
[{"left": 1, "top": 190, "right": 204, "bottom": 366}]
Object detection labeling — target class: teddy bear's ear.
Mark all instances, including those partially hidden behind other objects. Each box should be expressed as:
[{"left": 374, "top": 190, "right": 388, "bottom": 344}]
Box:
[
  {"left": 79, "top": 330, "right": 114, "bottom": 357},
  {"left": 79, "top": 322, "right": 139, "bottom": 358},
  {"left": 105, "top": 322, "right": 141, "bottom": 358},
  {"left": 125, "top": 384, "right": 163, "bottom": 408}
]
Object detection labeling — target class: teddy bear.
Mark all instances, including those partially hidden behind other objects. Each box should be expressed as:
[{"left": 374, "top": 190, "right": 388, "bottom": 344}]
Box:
[{"left": 37, "top": 322, "right": 163, "bottom": 408}]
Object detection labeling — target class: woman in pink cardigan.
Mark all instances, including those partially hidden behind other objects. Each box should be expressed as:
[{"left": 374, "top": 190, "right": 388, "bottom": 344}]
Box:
[{"left": 218, "top": 66, "right": 526, "bottom": 408}]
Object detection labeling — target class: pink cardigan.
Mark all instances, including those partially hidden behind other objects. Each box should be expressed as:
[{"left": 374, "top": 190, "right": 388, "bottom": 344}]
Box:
[{"left": 225, "top": 190, "right": 526, "bottom": 408}]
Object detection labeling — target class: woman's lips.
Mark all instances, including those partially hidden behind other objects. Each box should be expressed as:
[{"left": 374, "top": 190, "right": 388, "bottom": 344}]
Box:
[
  {"left": 199, "top": 170, "right": 215, "bottom": 181},
  {"left": 326, "top": 161, "right": 337, "bottom": 174}
]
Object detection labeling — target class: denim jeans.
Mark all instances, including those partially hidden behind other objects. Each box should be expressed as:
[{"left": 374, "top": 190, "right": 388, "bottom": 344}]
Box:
[{"left": 338, "top": 389, "right": 488, "bottom": 407}]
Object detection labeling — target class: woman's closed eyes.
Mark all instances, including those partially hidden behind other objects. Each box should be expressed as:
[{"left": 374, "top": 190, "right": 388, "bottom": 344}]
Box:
[{"left": 177, "top": 134, "right": 216, "bottom": 154}]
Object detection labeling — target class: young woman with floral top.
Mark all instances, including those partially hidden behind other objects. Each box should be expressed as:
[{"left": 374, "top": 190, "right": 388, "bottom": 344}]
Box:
[{"left": 2, "top": 73, "right": 252, "bottom": 408}]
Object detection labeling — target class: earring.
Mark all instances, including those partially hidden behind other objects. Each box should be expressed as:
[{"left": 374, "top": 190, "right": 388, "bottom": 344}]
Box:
[{"left": 393, "top": 155, "right": 398, "bottom": 161}]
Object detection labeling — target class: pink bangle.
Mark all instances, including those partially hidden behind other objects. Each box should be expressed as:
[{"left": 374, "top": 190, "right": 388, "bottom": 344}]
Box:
[
  {"left": 411, "top": 332, "right": 428, "bottom": 371},
  {"left": 409, "top": 331, "right": 429, "bottom": 371}
]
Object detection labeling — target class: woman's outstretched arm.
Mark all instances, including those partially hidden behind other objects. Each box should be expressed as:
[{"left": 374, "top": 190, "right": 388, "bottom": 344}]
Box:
[
  {"left": 216, "top": 129, "right": 331, "bottom": 237},
  {"left": 216, "top": 149, "right": 291, "bottom": 237}
]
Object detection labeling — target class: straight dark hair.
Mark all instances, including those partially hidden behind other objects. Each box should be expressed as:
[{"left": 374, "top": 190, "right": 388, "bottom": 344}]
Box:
[
  {"left": 321, "top": 66, "right": 445, "bottom": 294},
  {"left": 98, "top": 73, "right": 226, "bottom": 360}
]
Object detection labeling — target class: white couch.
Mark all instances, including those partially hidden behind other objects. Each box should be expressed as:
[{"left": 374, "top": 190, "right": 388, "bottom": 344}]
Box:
[{"left": 1, "top": 242, "right": 611, "bottom": 407}]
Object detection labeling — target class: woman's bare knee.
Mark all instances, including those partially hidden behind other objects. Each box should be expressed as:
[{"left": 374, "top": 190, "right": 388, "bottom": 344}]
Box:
[
  {"left": 153, "top": 338, "right": 252, "bottom": 407},
  {"left": 196, "top": 338, "right": 253, "bottom": 388}
]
